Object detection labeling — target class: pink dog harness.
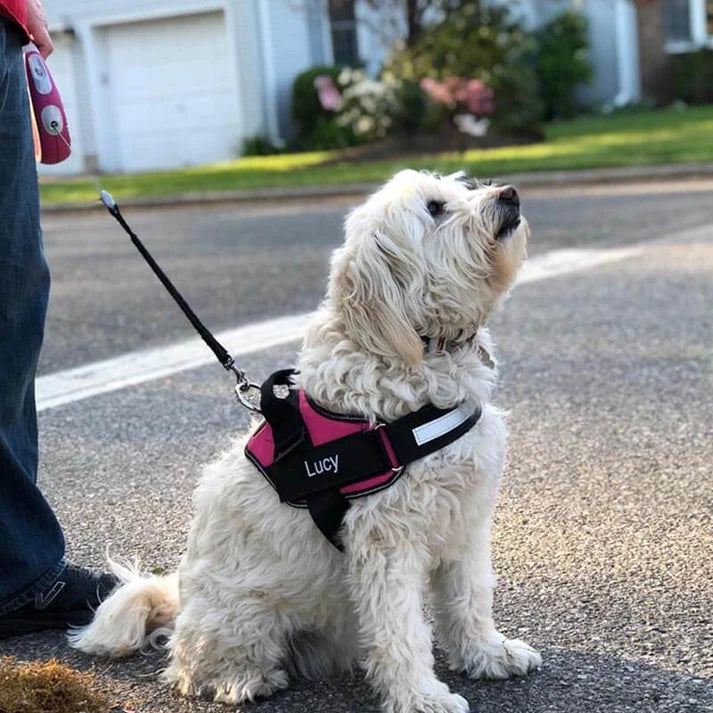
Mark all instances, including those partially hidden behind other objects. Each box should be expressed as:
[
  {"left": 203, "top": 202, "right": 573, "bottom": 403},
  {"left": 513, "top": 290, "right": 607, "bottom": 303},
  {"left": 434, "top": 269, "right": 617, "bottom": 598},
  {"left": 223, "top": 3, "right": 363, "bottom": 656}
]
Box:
[{"left": 246, "top": 370, "right": 481, "bottom": 548}]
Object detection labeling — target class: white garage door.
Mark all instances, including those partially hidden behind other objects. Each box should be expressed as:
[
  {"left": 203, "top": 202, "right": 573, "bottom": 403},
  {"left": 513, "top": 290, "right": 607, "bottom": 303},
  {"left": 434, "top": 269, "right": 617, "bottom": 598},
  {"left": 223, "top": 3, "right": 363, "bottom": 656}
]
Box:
[
  {"left": 38, "top": 34, "right": 85, "bottom": 175},
  {"left": 99, "top": 11, "right": 241, "bottom": 172}
]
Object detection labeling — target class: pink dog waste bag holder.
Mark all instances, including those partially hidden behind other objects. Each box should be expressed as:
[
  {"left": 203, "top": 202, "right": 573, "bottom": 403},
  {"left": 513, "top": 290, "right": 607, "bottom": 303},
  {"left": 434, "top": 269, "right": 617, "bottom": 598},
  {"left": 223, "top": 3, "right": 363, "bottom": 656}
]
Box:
[{"left": 24, "top": 43, "right": 71, "bottom": 165}]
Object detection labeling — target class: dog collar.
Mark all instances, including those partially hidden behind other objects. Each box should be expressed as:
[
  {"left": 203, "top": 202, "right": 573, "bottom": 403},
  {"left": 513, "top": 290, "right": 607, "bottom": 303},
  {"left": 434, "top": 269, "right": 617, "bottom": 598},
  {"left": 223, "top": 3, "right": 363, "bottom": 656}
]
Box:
[{"left": 421, "top": 334, "right": 495, "bottom": 369}]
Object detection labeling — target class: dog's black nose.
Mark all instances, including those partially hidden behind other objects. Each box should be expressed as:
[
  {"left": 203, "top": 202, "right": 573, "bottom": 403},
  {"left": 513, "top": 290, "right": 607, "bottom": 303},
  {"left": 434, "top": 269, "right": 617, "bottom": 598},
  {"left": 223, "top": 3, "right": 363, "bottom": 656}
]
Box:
[{"left": 498, "top": 185, "right": 519, "bottom": 207}]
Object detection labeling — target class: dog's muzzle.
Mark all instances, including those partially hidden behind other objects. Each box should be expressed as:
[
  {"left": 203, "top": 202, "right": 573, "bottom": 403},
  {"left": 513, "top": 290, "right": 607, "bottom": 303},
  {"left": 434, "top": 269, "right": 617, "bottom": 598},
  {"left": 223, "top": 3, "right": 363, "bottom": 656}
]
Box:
[{"left": 495, "top": 185, "right": 521, "bottom": 239}]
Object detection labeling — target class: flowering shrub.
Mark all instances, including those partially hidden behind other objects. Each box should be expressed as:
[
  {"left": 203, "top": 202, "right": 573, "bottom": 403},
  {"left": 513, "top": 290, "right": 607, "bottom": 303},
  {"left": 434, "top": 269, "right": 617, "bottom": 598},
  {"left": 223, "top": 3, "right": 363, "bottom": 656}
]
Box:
[
  {"left": 314, "top": 74, "right": 343, "bottom": 112},
  {"left": 334, "top": 69, "right": 399, "bottom": 141},
  {"left": 385, "top": 1, "right": 543, "bottom": 137},
  {"left": 292, "top": 65, "right": 358, "bottom": 149},
  {"left": 419, "top": 77, "right": 494, "bottom": 116},
  {"left": 294, "top": 66, "right": 400, "bottom": 147},
  {"left": 418, "top": 77, "right": 495, "bottom": 138}
]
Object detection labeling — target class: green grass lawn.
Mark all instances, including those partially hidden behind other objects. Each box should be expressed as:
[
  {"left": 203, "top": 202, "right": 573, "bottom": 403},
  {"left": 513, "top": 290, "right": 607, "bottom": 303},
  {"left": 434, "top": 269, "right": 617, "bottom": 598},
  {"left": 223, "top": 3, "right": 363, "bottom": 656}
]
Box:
[{"left": 40, "top": 105, "right": 713, "bottom": 205}]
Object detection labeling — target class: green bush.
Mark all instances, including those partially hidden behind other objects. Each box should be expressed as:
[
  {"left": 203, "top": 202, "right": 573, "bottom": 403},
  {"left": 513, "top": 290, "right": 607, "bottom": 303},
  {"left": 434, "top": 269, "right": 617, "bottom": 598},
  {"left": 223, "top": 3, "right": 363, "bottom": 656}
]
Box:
[
  {"left": 390, "top": 79, "right": 448, "bottom": 135},
  {"left": 292, "top": 65, "right": 357, "bottom": 149},
  {"left": 308, "top": 115, "right": 358, "bottom": 150},
  {"left": 669, "top": 49, "right": 713, "bottom": 104},
  {"left": 536, "top": 10, "right": 593, "bottom": 120},
  {"left": 385, "top": 1, "right": 543, "bottom": 137},
  {"left": 241, "top": 134, "right": 283, "bottom": 156},
  {"left": 391, "top": 81, "right": 427, "bottom": 134}
]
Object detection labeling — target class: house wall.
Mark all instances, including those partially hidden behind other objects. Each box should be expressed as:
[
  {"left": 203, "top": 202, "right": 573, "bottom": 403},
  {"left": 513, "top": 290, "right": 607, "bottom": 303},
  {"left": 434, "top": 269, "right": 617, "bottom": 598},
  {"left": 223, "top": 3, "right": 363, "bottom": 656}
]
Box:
[
  {"left": 517, "top": 0, "right": 625, "bottom": 108},
  {"left": 263, "top": 0, "right": 324, "bottom": 138},
  {"left": 581, "top": 0, "right": 621, "bottom": 107},
  {"left": 355, "top": 0, "right": 403, "bottom": 76},
  {"left": 40, "top": 0, "right": 337, "bottom": 172}
]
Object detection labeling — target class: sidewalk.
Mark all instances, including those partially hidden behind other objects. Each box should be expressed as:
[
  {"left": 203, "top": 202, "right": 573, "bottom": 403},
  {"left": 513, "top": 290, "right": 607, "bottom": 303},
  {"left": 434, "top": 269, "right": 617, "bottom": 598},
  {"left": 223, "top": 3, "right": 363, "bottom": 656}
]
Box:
[{"left": 41, "top": 161, "right": 713, "bottom": 213}]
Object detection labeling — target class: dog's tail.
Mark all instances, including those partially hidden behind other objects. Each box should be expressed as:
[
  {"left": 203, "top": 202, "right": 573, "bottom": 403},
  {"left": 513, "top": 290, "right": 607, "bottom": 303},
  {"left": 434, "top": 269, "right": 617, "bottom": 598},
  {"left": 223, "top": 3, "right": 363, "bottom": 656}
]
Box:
[{"left": 68, "top": 557, "right": 179, "bottom": 658}]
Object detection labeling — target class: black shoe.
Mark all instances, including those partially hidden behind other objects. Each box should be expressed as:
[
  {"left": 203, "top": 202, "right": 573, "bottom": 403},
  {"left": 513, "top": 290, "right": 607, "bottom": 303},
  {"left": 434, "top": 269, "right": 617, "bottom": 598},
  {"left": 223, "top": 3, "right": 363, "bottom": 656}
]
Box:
[{"left": 0, "top": 564, "right": 119, "bottom": 639}]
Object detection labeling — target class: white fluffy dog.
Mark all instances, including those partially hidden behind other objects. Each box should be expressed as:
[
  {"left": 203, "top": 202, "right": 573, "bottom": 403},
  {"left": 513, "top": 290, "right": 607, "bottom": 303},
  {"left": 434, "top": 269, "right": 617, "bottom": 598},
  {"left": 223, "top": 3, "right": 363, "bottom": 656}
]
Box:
[{"left": 70, "top": 170, "right": 541, "bottom": 713}]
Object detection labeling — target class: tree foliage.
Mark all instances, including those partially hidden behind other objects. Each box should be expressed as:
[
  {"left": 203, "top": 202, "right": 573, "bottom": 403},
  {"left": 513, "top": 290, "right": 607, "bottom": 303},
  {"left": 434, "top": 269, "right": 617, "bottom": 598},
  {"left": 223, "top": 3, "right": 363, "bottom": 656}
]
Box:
[
  {"left": 384, "top": 1, "right": 543, "bottom": 136},
  {"left": 536, "top": 10, "right": 593, "bottom": 120}
]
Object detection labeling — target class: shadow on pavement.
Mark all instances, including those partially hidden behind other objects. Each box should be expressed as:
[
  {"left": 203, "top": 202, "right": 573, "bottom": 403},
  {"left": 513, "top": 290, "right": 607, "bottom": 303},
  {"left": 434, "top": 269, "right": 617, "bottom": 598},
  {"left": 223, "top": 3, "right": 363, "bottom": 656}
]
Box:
[{"left": 1, "top": 633, "right": 709, "bottom": 713}]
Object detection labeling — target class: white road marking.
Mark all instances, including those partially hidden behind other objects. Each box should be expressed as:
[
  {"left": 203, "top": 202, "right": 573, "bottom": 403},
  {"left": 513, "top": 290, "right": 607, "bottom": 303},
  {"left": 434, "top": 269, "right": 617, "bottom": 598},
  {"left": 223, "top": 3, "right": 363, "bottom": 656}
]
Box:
[
  {"left": 36, "top": 245, "right": 643, "bottom": 412},
  {"left": 517, "top": 246, "right": 642, "bottom": 284},
  {"left": 37, "top": 313, "right": 311, "bottom": 412}
]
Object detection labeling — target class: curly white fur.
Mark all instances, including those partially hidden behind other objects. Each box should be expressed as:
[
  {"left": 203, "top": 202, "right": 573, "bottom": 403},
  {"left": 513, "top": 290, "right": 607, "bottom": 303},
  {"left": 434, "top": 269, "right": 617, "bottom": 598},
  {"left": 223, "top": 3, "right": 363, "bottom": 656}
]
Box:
[{"left": 69, "top": 170, "right": 541, "bottom": 712}]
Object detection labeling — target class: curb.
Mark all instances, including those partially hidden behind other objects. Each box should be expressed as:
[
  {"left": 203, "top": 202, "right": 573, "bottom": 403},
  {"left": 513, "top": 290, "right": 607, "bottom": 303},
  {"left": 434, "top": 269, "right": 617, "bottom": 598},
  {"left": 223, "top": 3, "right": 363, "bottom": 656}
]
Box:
[{"left": 40, "top": 162, "right": 713, "bottom": 213}]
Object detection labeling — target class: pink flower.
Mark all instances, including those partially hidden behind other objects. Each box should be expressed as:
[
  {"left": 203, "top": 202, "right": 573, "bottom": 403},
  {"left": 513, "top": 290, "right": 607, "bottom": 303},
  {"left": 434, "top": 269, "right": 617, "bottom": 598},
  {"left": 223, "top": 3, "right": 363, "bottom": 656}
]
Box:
[
  {"left": 420, "top": 77, "right": 455, "bottom": 106},
  {"left": 314, "top": 75, "right": 343, "bottom": 111},
  {"left": 463, "top": 79, "right": 495, "bottom": 116},
  {"left": 420, "top": 76, "right": 494, "bottom": 117}
]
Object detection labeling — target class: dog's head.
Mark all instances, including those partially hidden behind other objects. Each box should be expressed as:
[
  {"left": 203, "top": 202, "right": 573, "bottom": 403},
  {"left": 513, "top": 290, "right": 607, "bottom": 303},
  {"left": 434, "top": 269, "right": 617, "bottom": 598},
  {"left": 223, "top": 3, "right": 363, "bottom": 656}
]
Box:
[{"left": 328, "top": 170, "right": 529, "bottom": 368}]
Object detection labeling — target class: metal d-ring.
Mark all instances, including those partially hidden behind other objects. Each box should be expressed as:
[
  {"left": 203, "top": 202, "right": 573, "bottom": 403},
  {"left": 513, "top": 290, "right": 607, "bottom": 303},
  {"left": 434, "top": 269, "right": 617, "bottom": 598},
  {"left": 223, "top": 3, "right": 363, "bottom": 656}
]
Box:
[
  {"left": 372, "top": 423, "right": 403, "bottom": 475},
  {"left": 225, "top": 362, "right": 262, "bottom": 414},
  {"left": 234, "top": 379, "right": 263, "bottom": 414}
]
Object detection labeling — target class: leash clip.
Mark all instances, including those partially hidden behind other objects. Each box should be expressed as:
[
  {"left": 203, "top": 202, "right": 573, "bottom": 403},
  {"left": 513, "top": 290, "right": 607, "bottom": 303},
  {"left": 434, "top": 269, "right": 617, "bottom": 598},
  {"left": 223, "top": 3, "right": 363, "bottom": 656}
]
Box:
[{"left": 225, "top": 360, "right": 262, "bottom": 414}]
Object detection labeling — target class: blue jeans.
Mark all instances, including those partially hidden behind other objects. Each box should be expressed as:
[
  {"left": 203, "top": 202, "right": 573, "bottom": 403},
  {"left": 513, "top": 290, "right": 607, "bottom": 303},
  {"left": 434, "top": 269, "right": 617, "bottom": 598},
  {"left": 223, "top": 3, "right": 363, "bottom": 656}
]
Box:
[{"left": 0, "top": 17, "right": 65, "bottom": 614}]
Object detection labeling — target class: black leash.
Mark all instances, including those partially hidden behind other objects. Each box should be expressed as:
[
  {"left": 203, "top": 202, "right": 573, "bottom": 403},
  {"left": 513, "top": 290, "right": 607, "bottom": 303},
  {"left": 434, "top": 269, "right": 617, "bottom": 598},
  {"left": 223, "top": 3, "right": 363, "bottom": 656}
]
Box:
[{"left": 99, "top": 191, "right": 261, "bottom": 412}]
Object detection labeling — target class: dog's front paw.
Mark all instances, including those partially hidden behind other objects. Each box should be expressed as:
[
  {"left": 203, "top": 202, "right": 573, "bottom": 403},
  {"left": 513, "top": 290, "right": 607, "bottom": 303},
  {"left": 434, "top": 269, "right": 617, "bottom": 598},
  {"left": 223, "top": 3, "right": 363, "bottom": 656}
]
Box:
[
  {"left": 385, "top": 680, "right": 470, "bottom": 713},
  {"left": 210, "top": 668, "right": 289, "bottom": 704},
  {"left": 167, "top": 663, "right": 289, "bottom": 704},
  {"left": 413, "top": 691, "right": 470, "bottom": 713},
  {"left": 452, "top": 634, "right": 541, "bottom": 680}
]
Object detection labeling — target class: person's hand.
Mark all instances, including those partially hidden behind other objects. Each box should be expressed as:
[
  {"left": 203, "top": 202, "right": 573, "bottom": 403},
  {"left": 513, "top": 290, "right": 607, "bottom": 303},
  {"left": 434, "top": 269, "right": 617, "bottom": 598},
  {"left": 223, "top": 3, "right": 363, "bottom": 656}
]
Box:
[{"left": 26, "top": 0, "right": 53, "bottom": 58}]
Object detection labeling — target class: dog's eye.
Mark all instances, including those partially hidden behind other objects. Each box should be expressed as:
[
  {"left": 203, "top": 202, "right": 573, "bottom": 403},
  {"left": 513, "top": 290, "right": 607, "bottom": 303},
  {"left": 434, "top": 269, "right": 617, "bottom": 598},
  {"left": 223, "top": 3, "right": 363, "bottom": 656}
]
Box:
[{"left": 427, "top": 200, "right": 445, "bottom": 217}]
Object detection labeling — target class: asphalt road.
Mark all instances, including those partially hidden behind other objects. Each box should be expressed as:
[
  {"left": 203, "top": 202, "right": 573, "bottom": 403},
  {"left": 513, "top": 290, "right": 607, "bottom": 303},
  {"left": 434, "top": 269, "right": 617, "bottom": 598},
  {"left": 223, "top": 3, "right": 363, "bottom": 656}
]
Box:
[
  {"left": 37, "top": 180, "right": 713, "bottom": 373},
  {"left": 1, "top": 180, "right": 712, "bottom": 713}
]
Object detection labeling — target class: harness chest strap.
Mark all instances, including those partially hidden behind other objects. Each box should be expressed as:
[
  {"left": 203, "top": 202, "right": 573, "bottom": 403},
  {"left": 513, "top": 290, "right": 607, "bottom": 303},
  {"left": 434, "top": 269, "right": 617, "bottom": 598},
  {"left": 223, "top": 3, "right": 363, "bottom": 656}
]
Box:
[{"left": 245, "top": 370, "right": 482, "bottom": 549}]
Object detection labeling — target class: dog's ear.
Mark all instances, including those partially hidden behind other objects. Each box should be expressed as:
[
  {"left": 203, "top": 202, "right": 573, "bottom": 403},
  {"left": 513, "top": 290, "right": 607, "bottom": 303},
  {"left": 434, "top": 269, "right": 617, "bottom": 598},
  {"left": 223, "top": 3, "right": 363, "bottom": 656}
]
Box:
[{"left": 329, "top": 230, "right": 423, "bottom": 369}]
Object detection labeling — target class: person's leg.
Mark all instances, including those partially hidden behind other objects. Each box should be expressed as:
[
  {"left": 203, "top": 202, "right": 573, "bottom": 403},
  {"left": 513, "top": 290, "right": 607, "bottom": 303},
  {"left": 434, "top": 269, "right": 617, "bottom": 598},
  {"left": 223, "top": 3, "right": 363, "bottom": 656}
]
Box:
[
  {"left": 0, "top": 19, "right": 116, "bottom": 636},
  {"left": 0, "top": 17, "right": 66, "bottom": 614}
]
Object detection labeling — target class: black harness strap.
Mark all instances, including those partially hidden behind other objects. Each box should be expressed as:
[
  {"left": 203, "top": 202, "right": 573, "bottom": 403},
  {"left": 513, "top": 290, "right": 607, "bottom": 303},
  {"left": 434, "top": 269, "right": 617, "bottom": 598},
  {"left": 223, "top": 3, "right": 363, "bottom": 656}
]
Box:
[
  {"left": 306, "top": 490, "right": 350, "bottom": 551},
  {"left": 271, "top": 429, "right": 394, "bottom": 502},
  {"left": 261, "top": 370, "right": 306, "bottom": 457},
  {"left": 383, "top": 403, "right": 480, "bottom": 465}
]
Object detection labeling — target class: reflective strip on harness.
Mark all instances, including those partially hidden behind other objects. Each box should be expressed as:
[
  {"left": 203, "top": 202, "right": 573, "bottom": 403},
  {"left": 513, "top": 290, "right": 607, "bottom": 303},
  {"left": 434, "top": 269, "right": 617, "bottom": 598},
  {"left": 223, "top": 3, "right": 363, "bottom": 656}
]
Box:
[{"left": 412, "top": 407, "right": 473, "bottom": 446}]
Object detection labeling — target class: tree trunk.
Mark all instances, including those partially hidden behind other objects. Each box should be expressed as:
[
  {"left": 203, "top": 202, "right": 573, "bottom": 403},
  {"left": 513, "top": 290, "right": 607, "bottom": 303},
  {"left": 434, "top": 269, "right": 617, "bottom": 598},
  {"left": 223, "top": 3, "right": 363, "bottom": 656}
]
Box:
[
  {"left": 636, "top": 0, "right": 672, "bottom": 104},
  {"left": 405, "top": 0, "right": 421, "bottom": 47}
]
